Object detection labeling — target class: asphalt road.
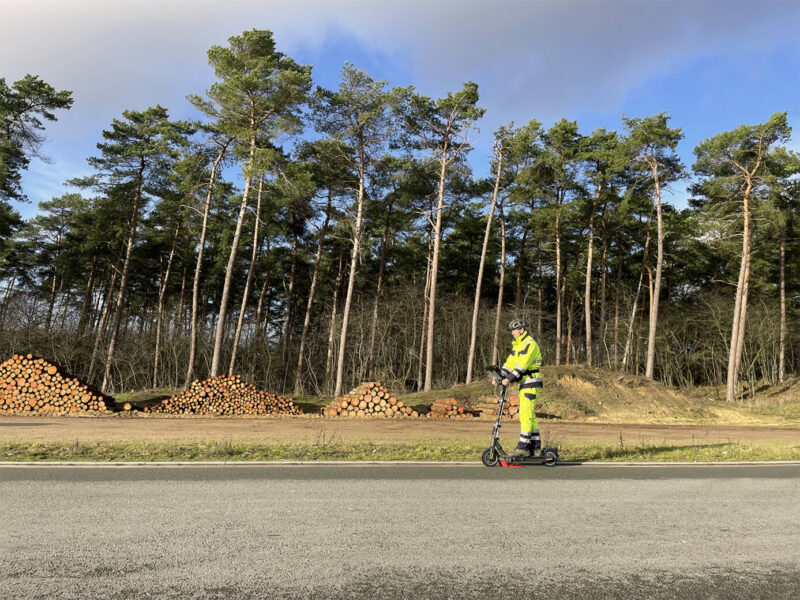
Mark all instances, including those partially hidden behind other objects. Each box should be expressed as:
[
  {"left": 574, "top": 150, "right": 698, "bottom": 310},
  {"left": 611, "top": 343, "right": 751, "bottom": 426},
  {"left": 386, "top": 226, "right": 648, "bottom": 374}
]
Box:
[{"left": 2, "top": 464, "right": 799, "bottom": 599}]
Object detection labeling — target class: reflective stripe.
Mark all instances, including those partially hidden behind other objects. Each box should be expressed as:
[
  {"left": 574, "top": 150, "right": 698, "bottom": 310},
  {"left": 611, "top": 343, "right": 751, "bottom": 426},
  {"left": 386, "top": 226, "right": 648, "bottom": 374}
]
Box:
[
  {"left": 519, "top": 379, "right": 543, "bottom": 389},
  {"left": 513, "top": 344, "right": 531, "bottom": 357}
]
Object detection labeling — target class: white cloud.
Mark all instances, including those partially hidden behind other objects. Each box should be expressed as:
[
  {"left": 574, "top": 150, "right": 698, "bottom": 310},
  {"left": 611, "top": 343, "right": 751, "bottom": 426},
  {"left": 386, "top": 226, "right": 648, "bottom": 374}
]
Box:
[
  {"left": 3, "top": 0, "right": 798, "bottom": 208},
  {"left": 4, "top": 1, "right": 797, "bottom": 118}
]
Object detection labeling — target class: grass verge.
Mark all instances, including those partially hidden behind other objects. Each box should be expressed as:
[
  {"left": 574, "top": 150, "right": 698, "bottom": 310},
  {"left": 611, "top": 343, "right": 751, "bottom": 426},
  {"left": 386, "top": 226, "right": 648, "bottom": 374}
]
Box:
[{"left": 1, "top": 439, "right": 798, "bottom": 462}]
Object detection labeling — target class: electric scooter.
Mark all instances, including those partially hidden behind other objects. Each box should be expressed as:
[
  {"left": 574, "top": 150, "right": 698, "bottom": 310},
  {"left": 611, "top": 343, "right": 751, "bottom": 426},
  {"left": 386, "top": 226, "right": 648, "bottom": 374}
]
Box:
[{"left": 482, "top": 366, "right": 559, "bottom": 468}]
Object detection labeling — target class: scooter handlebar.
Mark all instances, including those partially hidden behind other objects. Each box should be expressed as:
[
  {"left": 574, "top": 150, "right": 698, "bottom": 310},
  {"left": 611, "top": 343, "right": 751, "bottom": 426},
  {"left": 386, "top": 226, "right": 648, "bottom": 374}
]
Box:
[
  {"left": 486, "top": 365, "right": 507, "bottom": 387},
  {"left": 486, "top": 365, "right": 503, "bottom": 377}
]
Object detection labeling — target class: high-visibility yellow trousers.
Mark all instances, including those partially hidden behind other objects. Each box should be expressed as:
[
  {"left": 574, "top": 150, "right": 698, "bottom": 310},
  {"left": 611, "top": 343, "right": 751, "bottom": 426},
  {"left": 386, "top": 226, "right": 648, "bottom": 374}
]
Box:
[{"left": 519, "top": 386, "right": 539, "bottom": 433}]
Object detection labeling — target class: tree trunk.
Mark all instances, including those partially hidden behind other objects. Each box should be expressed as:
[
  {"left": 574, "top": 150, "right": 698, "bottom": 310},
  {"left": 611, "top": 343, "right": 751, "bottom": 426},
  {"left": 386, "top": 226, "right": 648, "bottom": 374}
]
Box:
[
  {"left": 537, "top": 243, "right": 543, "bottom": 341},
  {"left": 334, "top": 149, "right": 367, "bottom": 397},
  {"left": 566, "top": 280, "right": 577, "bottom": 365},
  {"left": 91, "top": 272, "right": 113, "bottom": 385},
  {"left": 254, "top": 234, "right": 272, "bottom": 337},
  {"left": 424, "top": 143, "right": 449, "bottom": 391},
  {"left": 54, "top": 284, "right": 70, "bottom": 330},
  {"left": 726, "top": 180, "right": 753, "bottom": 402},
  {"left": 210, "top": 136, "right": 255, "bottom": 378},
  {"left": 101, "top": 159, "right": 145, "bottom": 394},
  {"left": 613, "top": 241, "right": 622, "bottom": 367},
  {"left": 491, "top": 204, "right": 507, "bottom": 366},
  {"left": 466, "top": 142, "right": 502, "bottom": 383},
  {"left": 174, "top": 266, "right": 186, "bottom": 335},
  {"left": 0, "top": 272, "right": 17, "bottom": 329},
  {"left": 186, "top": 140, "right": 228, "bottom": 385},
  {"left": 599, "top": 231, "right": 608, "bottom": 367},
  {"left": 229, "top": 177, "right": 263, "bottom": 375},
  {"left": 45, "top": 271, "right": 58, "bottom": 332},
  {"left": 76, "top": 258, "right": 98, "bottom": 337},
  {"left": 295, "top": 194, "right": 333, "bottom": 394},
  {"left": 90, "top": 268, "right": 107, "bottom": 332},
  {"left": 281, "top": 231, "right": 299, "bottom": 366},
  {"left": 515, "top": 228, "right": 527, "bottom": 311},
  {"left": 417, "top": 230, "right": 434, "bottom": 391},
  {"left": 634, "top": 316, "right": 641, "bottom": 376},
  {"left": 733, "top": 242, "right": 752, "bottom": 392},
  {"left": 623, "top": 229, "right": 650, "bottom": 370},
  {"left": 324, "top": 248, "right": 345, "bottom": 391},
  {"left": 365, "top": 226, "right": 389, "bottom": 381},
  {"left": 261, "top": 285, "right": 273, "bottom": 338},
  {"left": 645, "top": 157, "right": 664, "bottom": 380},
  {"left": 153, "top": 220, "right": 181, "bottom": 388},
  {"left": 779, "top": 232, "right": 786, "bottom": 384},
  {"left": 555, "top": 208, "right": 562, "bottom": 366},
  {"left": 584, "top": 183, "right": 600, "bottom": 367}
]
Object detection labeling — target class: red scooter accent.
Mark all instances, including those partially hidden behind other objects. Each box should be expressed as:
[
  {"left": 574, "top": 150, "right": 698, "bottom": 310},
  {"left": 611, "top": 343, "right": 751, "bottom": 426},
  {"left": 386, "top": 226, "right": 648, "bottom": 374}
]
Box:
[{"left": 499, "top": 460, "right": 522, "bottom": 468}]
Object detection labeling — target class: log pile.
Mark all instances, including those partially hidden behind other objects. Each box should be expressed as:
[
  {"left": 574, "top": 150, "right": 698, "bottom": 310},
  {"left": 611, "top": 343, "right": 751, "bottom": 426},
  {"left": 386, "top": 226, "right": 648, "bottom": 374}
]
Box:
[
  {"left": 472, "top": 394, "right": 520, "bottom": 419},
  {"left": 427, "top": 397, "right": 476, "bottom": 419},
  {"left": 325, "top": 382, "right": 418, "bottom": 418},
  {"left": 504, "top": 395, "right": 521, "bottom": 418},
  {"left": 144, "top": 375, "right": 302, "bottom": 416},
  {"left": 0, "top": 354, "right": 111, "bottom": 414}
]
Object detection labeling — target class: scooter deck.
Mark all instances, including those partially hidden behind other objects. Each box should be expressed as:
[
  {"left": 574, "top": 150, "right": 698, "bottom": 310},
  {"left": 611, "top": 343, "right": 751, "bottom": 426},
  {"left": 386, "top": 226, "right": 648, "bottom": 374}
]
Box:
[
  {"left": 499, "top": 448, "right": 559, "bottom": 467},
  {"left": 500, "top": 457, "right": 553, "bottom": 467}
]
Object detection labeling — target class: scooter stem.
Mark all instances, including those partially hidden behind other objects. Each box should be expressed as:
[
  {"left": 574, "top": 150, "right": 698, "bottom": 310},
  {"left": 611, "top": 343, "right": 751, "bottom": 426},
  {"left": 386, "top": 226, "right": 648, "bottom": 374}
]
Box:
[{"left": 491, "top": 383, "right": 506, "bottom": 446}]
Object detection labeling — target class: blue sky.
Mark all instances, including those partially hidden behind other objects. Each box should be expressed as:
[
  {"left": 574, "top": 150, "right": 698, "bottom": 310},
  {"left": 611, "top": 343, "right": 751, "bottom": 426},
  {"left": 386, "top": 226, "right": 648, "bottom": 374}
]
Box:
[{"left": 3, "top": 0, "right": 799, "bottom": 219}]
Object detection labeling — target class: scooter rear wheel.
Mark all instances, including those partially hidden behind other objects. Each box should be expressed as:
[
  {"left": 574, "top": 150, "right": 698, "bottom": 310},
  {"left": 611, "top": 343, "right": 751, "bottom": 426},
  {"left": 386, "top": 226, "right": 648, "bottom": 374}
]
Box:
[
  {"left": 482, "top": 447, "right": 499, "bottom": 467},
  {"left": 543, "top": 449, "right": 558, "bottom": 467}
]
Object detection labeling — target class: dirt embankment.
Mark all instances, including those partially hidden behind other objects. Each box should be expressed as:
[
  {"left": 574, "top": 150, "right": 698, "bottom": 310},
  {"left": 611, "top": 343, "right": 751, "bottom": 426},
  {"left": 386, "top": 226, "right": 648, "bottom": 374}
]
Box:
[{"left": 444, "top": 365, "right": 800, "bottom": 426}]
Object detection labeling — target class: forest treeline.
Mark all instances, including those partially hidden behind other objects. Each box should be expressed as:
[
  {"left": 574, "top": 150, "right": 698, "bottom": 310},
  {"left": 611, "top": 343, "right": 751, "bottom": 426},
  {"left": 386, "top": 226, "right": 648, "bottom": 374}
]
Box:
[{"left": 1, "top": 30, "right": 798, "bottom": 399}]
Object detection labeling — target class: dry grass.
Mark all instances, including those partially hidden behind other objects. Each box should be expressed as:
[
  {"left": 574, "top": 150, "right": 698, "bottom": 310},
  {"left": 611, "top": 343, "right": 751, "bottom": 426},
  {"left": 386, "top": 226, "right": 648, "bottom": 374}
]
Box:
[
  {"left": 398, "top": 366, "right": 800, "bottom": 426},
  {"left": 54, "top": 367, "right": 800, "bottom": 427}
]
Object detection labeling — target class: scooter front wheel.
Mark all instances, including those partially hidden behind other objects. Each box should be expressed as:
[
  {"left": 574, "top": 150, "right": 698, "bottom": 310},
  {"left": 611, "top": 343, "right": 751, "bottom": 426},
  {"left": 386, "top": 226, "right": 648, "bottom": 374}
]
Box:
[{"left": 482, "top": 447, "right": 499, "bottom": 467}]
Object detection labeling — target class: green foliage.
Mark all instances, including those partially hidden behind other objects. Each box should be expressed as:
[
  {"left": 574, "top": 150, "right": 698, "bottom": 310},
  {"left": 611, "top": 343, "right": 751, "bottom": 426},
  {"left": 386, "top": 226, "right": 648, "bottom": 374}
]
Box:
[
  {"left": 74, "top": 105, "right": 193, "bottom": 196},
  {"left": 401, "top": 81, "right": 485, "bottom": 156},
  {"left": 192, "top": 30, "right": 312, "bottom": 152},
  {"left": 622, "top": 112, "right": 685, "bottom": 199},
  {"left": 691, "top": 114, "right": 795, "bottom": 286},
  {"left": 3, "top": 33, "right": 800, "bottom": 397},
  {"left": 0, "top": 75, "right": 73, "bottom": 203}
]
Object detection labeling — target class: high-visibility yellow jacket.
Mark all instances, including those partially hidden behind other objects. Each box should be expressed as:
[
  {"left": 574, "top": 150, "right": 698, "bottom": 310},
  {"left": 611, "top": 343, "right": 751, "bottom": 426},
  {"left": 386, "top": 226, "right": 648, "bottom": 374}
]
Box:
[{"left": 500, "top": 330, "right": 543, "bottom": 389}]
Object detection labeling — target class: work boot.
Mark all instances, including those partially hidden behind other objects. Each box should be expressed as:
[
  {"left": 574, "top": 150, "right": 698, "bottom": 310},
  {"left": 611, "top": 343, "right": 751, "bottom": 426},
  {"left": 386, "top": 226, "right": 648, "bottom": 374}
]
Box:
[
  {"left": 531, "top": 430, "right": 542, "bottom": 456},
  {"left": 508, "top": 441, "right": 531, "bottom": 458}
]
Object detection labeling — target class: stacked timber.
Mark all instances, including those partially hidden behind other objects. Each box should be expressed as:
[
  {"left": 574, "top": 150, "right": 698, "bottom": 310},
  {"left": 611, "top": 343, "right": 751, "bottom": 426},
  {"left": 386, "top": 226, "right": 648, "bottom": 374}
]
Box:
[
  {"left": 144, "top": 375, "right": 301, "bottom": 416},
  {"left": 505, "top": 395, "right": 521, "bottom": 418},
  {"left": 472, "top": 394, "right": 520, "bottom": 419},
  {"left": 0, "top": 354, "right": 111, "bottom": 413},
  {"left": 427, "top": 397, "right": 476, "bottom": 419},
  {"left": 326, "top": 382, "right": 418, "bottom": 418}
]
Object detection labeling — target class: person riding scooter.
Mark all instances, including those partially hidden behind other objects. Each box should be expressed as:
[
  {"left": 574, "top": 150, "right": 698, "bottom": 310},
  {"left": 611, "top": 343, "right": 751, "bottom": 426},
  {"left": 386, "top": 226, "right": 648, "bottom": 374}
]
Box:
[{"left": 491, "top": 319, "right": 543, "bottom": 458}]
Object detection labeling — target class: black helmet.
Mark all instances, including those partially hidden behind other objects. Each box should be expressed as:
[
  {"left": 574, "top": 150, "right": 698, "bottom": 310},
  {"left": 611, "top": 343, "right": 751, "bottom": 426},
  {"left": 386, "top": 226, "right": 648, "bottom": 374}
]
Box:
[{"left": 507, "top": 318, "right": 526, "bottom": 331}]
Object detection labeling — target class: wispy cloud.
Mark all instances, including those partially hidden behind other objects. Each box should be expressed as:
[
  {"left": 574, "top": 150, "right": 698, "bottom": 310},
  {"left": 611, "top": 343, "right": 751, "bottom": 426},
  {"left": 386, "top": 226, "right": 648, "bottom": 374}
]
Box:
[{"left": 3, "top": 0, "right": 798, "bottom": 209}]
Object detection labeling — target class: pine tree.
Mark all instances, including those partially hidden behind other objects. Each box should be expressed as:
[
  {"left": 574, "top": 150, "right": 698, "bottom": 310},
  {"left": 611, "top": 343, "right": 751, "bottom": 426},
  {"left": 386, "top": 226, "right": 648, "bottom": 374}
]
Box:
[{"left": 71, "top": 106, "right": 192, "bottom": 392}]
